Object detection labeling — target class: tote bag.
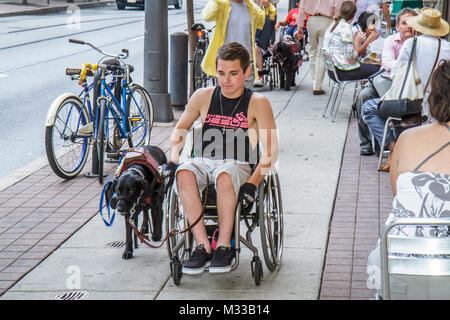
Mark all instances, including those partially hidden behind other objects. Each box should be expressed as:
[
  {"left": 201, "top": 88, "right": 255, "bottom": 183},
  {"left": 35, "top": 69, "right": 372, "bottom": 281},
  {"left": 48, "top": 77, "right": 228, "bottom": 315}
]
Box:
[
  {"left": 377, "top": 37, "right": 423, "bottom": 119},
  {"left": 378, "top": 37, "right": 441, "bottom": 119}
]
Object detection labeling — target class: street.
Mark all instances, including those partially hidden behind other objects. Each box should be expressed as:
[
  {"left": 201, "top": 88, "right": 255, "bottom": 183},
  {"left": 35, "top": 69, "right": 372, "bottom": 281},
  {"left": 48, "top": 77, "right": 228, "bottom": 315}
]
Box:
[{"left": 0, "top": 1, "right": 210, "bottom": 179}]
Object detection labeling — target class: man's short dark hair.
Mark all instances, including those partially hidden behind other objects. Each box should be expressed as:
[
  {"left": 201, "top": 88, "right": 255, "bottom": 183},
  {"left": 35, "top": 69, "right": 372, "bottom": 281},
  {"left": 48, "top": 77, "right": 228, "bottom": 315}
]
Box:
[
  {"left": 396, "top": 8, "right": 418, "bottom": 25},
  {"left": 215, "top": 42, "right": 250, "bottom": 72}
]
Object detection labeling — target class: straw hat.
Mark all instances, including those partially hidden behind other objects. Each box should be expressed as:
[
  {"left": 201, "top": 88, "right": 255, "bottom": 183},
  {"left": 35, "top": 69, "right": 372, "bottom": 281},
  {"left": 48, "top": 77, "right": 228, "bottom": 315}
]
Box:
[{"left": 406, "top": 8, "right": 449, "bottom": 37}]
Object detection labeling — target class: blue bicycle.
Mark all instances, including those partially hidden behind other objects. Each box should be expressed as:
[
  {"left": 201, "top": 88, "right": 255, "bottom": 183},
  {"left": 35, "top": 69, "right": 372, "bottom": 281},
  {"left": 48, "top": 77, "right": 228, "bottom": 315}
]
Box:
[{"left": 45, "top": 39, "right": 154, "bottom": 183}]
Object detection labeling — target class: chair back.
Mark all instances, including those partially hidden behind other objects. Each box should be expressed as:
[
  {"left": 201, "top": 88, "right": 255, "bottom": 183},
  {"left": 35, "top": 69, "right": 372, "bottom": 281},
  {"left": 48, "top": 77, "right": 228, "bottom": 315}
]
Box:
[
  {"left": 381, "top": 218, "right": 450, "bottom": 299},
  {"left": 320, "top": 48, "right": 340, "bottom": 83}
]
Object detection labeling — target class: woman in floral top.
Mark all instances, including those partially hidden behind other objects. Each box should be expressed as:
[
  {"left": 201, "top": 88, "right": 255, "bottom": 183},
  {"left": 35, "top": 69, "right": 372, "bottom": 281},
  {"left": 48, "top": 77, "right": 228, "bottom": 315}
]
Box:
[
  {"left": 367, "top": 60, "right": 450, "bottom": 298},
  {"left": 323, "top": 1, "right": 380, "bottom": 80}
]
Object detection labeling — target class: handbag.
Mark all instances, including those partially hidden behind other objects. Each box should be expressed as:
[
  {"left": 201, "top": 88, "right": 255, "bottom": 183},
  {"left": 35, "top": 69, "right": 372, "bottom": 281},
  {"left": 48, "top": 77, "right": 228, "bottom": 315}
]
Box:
[
  {"left": 378, "top": 37, "right": 441, "bottom": 119},
  {"left": 371, "top": 74, "right": 393, "bottom": 98}
]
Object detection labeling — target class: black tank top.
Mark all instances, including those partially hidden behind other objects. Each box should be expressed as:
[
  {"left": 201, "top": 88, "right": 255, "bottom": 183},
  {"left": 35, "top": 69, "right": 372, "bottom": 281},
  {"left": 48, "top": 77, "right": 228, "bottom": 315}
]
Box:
[{"left": 193, "top": 86, "right": 257, "bottom": 164}]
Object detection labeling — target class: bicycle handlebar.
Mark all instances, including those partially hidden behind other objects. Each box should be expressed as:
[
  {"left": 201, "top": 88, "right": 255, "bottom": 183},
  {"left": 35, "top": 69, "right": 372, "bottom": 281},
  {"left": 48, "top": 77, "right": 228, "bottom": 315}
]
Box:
[
  {"left": 68, "top": 39, "right": 129, "bottom": 60},
  {"left": 69, "top": 38, "right": 85, "bottom": 45}
]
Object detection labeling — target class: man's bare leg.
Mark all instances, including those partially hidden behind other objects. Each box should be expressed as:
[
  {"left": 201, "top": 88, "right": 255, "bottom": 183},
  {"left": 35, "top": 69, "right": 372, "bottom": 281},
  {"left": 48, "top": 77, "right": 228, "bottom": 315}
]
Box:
[
  {"left": 176, "top": 170, "right": 211, "bottom": 253},
  {"left": 215, "top": 172, "right": 236, "bottom": 248}
]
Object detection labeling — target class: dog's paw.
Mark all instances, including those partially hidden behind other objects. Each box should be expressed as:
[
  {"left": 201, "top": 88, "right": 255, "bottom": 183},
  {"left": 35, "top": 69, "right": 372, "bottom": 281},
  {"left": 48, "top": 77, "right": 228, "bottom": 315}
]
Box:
[{"left": 122, "top": 250, "right": 133, "bottom": 260}]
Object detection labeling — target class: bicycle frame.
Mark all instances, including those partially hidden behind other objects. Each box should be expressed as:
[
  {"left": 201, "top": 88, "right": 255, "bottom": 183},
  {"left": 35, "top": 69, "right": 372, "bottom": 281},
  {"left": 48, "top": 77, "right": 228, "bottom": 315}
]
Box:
[
  {"left": 96, "top": 68, "right": 147, "bottom": 147},
  {"left": 96, "top": 71, "right": 128, "bottom": 141}
]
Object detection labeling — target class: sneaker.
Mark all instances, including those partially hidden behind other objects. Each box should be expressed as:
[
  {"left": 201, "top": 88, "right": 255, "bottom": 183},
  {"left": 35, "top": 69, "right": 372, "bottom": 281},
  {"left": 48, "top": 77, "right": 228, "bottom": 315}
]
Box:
[
  {"left": 182, "top": 245, "right": 212, "bottom": 275},
  {"left": 209, "top": 246, "right": 235, "bottom": 274},
  {"left": 253, "top": 77, "right": 264, "bottom": 87}
]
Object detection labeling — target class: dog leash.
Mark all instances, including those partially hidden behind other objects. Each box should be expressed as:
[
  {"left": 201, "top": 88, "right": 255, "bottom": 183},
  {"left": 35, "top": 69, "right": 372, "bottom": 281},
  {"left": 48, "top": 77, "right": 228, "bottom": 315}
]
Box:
[
  {"left": 127, "top": 177, "right": 210, "bottom": 249},
  {"left": 99, "top": 181, "right": 116, "bottom": 227}
]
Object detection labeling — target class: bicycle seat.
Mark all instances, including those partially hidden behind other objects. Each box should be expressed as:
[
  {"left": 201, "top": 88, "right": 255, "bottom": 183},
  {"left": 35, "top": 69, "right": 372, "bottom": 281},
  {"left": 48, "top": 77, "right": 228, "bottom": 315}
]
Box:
[
  {"left": 191, "top": 23, "right": 205, "bottom": 31},
  {"left": 103, "top": 58, "right": 120, "bottom": 66}
]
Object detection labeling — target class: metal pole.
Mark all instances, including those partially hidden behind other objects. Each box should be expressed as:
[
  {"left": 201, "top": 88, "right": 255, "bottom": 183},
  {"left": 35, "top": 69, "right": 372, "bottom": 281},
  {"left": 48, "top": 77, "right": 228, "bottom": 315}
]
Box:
[
  {"left": 170, "top": 32, "right": 189, "bottom": 106},
  {"left": 186, "top": 0, "right": 196, "bottom": 98},
  {"left": 144, "top": 0, "right": 174, "bottom": 122},
  {"left": 288, "top": 0, "right": 296, "bottom": 11}
]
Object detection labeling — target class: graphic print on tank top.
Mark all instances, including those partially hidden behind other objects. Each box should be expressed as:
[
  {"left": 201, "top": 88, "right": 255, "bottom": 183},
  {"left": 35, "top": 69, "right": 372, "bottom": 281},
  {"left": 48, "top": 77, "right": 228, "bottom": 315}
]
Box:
[{"left": 193, "top": 86, "right": 258, "bottom": 164}]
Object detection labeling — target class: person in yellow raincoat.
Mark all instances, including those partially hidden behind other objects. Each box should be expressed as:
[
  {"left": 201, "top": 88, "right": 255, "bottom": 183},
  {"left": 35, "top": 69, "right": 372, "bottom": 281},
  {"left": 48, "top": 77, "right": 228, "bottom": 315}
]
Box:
[{"left": 201, "top": 0, "right": 277, "bottom": 86}]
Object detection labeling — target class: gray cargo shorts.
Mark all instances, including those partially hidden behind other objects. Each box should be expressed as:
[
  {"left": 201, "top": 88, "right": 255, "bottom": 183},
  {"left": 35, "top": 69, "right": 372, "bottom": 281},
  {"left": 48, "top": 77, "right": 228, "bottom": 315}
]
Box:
[{"left": 173, "top": 158, "right": 252, "bottom": 199}]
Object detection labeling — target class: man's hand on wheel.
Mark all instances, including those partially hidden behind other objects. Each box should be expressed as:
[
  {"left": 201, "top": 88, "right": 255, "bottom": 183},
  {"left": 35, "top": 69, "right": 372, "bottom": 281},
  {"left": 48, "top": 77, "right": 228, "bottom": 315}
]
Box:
[
  {"left": 162, "top": 162, "right": 179, "bottom": 186},
  {"left": 238, "top": 182, "right": 258, "bottom": 214}
]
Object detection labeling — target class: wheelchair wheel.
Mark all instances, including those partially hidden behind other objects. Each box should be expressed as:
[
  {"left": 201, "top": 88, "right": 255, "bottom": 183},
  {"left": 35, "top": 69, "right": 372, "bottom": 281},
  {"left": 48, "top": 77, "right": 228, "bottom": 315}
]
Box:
[
  {"left": 170, "top": 257, "right": 183, "bottom": 286},
  {"left": 271, "top": 60, "right": 280, "bottom": 89},
  {"left": 251, "top": 256, "right": 263, "bottom": 286},
  {"left": 258, "top": 170, "right": 284, "bottom": 271},
  {"left": 165, "top": 185, "right": 192, "bottom": 284}
]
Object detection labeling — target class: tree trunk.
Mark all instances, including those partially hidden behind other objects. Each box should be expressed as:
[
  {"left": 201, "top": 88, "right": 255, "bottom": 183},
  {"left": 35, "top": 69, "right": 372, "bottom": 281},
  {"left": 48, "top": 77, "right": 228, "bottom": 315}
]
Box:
[{"left": 186, "top": 0, "right": 196, "bottom": 98}]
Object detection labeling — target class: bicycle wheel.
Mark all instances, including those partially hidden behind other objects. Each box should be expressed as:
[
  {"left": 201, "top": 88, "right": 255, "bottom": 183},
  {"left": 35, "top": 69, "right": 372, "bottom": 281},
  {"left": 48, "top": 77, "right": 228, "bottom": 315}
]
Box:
[
  {"left": 45, "top": 95, "right": 90, "bottom": 179},
  {"left": 125, "top": 84, "right": 153, "bottom": 148},
  {"left": 96, "top": 97, "right": 107, "bottom": 184},
  {"left": 193, "top": 49, "right": 205, "bottom": 91}
]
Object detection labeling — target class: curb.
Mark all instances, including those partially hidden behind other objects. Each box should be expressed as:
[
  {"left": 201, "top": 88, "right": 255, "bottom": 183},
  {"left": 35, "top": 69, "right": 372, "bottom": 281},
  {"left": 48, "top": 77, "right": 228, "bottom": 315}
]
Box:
[
  {"left": 0, "top": 156, "right": 49, "bottom": 192},
  {"left": 0, "top": 0, "right": 115, "bottom": 17}
]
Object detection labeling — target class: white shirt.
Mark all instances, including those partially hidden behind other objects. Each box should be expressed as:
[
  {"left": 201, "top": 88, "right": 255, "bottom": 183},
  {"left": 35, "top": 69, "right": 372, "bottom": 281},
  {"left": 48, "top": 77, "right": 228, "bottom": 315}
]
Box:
[
  {"left": 392, "top": 35, "right": 450, "bottom": 91},
  {"left": 391, "top": 35, "right": 450, "bottom": 115}
]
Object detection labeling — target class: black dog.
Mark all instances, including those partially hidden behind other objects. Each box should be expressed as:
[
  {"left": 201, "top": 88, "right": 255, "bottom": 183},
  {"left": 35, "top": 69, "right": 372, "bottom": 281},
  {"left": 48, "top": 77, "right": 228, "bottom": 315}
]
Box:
[
  {"left": 273, "top": 40, "right": 302, "bottom": 91},
  {"left": 105, "top": 145, "right": 167, "bottom": 259}
]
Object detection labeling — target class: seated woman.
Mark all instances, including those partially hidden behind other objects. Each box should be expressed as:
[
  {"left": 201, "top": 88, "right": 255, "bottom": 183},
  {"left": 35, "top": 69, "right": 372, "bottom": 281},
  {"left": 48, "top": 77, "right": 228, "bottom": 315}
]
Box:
[
  {"left": 323, "top": 1, "right": 380, "bottom": 81},
  {"left": 367, "top": 60, "right": 450, "bottom": 297},
  {"left": 356, "top": 11, "right": 380, "bottom": 60}
]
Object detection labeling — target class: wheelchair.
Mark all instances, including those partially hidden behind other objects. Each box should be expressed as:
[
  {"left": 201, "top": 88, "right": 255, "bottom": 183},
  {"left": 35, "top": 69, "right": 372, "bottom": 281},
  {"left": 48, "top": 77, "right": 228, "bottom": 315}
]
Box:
[
  {"left": 164, "top": 127, "right": 284, "bottom": 286},
  {"left": 259, "top": 46, "right": 280, "bottom": 90}
]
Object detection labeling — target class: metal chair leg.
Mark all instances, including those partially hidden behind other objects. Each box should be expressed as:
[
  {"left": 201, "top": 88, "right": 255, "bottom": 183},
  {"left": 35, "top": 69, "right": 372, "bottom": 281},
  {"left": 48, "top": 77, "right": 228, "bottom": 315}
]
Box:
[
  {"left": 377, "top": 117, "right": 401, "bottom": 170},
  {"left": 323, "top": 84, "right": 336, "bottom": 118},
  {"left": 331, "top": 82, "right": 347, "bottom": 122},
  {"left": 328, "top": 83, "right": 341, "bottom": 118}
]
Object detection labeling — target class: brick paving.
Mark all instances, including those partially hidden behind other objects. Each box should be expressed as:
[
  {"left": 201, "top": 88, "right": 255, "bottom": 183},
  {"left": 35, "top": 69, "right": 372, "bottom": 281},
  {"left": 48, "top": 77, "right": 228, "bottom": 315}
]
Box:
[
  {"left": 0, "top": 123, "right": 175, "bottom": 296},
  {"left": 319, "top": 115, "right": 393, "bottom": 300}
]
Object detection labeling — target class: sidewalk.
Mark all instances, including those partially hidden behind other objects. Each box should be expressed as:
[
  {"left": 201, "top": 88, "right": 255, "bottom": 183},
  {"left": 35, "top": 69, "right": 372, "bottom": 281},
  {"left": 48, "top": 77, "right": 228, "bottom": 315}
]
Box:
[
  {"left": 319, "top": 115, "right": 392, "bottom": 299},
  {"left": 0, "top": 0, "right": 114, "bottom": 17},
  {"left": 0, "top": 61, "right": 390, "bottom": 301}
]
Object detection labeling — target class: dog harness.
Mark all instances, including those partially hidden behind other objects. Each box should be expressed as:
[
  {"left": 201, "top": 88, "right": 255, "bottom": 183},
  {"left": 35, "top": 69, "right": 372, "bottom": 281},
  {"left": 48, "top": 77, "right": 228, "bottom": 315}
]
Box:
[
  {"left": 99, "top": 147, "right": 163, "bottom": 226},
  {"left": 115, "top": 148, "right": 162, "bottom": 183}
]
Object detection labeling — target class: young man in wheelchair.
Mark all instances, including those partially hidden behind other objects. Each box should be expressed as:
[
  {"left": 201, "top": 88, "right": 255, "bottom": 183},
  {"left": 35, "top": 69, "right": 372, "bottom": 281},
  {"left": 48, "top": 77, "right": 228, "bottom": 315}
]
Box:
[{"left": 164, "top": 42, "right": 278, "bottom": 274}]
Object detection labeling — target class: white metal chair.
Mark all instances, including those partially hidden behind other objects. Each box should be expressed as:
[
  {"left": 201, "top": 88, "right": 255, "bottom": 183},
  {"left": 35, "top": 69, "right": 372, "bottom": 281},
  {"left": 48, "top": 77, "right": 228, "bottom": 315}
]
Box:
[
  {"left": 320, "top": 48, "right": 362, "bottom": 122},
  {"left": 380, "top": 218, "right": 450, "bottom": 300},
  {"left": 377, "top": 113, "right": 422, "bottom": 171},
  {"left": 377, "top": 116, "right": 401, "bottom": 170}
]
